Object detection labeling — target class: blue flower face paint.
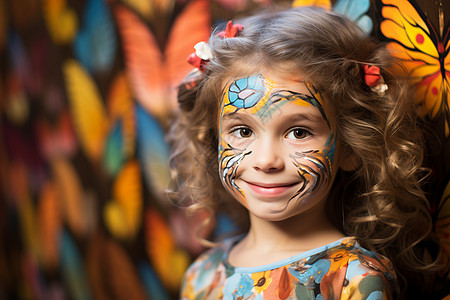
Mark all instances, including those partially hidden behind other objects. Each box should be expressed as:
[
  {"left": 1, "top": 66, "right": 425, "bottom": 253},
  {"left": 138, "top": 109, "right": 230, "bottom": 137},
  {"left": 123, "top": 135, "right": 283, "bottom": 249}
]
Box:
[
  {"left": 218, "top": 73, "right": 337, "bottom": 221},
  {"left": 227, "top": 74, "right": 266, "bottom": 109}
]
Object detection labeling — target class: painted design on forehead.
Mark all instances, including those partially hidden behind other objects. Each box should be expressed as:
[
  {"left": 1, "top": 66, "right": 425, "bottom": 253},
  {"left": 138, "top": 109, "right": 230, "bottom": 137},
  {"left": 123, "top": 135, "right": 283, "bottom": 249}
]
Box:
[
  {"left": 303, "top": 83, "right": 331, "bottom": 129},
  {"left": 254, "top": 89, "right": 328, "bottom": 126},
  {"left": 227, "top": 74, "right": 266, "bottom": 109}
]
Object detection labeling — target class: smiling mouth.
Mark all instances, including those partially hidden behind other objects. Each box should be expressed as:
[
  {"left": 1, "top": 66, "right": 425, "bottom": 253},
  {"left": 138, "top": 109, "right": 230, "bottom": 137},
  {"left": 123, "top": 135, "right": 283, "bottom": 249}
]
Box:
[{"left": 244, "top": 181, "right": 299, "bottom": 197}]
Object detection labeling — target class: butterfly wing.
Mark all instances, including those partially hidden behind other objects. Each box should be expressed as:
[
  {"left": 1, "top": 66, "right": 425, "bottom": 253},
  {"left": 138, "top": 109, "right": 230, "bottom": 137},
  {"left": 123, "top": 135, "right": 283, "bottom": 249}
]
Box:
[
  {"left": 51, "top": 157, "right": 88, "bottom": 237},
  {"left": 115, "top": 5, "right": 170, "bottom": 119},
  {"left": 164, "top": 0, "right": 211, "bottom": 111},
  {"left": 103, "top": 121, "right": 125, "bottom": 176},
  {"left": 38, "top": 180, "right": 62, "bottom": 270},
  {"left": 107, "top": 72, "right": 135, "bottom": 158},
  {"left": 42, "top": 0, "right": 78, "bottom": 44},
  {"left": 119, "top": 0, "right": 153, "bottom": 20},
  {"left": 60, "top": 230, "right": 92, "bottom": 299},
  {"left": 291, "top": 0, "right": 372, "bottom": 34},
  {"left": 145, "top": 208, "right": 190, "bottom": 290},
  {"left": 333, "top": 0, "right": 372, "bottom": 34},
  {"left": 136, "top": 104, "right": 171, "bottom": 200},
  {"left": 138, "top": 262, "right": 171, "bottom": 300},
  {"left": 101, "top": 237, "right": 148, "bottom": 300},
  {"left": 74, "top": 0, "right": 117, "bottom": 74},
  {"left": 379, "top": 0, "right": 450, "bottom": 135},
  {"left": 63, "top": 59, "right": 110, "bottom": 162},
  {"left": 104, "top": 160, "right": 143, "bottom": 239},
  {"left": 292, "top": 0, "right": 331, "bottom": 9}
]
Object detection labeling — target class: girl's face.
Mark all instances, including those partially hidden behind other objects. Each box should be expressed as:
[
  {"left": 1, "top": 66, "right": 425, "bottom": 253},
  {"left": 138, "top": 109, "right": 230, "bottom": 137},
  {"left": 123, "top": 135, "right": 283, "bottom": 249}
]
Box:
[{"left": 218, "top": 72, "right": 338, "bottom": 222}]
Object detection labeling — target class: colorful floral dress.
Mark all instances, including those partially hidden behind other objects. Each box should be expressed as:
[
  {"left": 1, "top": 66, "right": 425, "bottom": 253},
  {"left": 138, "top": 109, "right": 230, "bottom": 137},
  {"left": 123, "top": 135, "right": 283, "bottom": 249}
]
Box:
[{"left": 180, "top": 237, "right": 397, "bottom": 300}]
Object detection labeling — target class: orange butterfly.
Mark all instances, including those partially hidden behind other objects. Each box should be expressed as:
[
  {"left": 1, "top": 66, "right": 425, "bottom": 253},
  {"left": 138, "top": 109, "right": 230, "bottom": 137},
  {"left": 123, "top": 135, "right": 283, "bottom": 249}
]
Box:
[
  {"left": 379, "top": 0, "right": 450, "bottom": 136},
  {"left": 114, "top": 0, "right": 211, "bottom": 120}
]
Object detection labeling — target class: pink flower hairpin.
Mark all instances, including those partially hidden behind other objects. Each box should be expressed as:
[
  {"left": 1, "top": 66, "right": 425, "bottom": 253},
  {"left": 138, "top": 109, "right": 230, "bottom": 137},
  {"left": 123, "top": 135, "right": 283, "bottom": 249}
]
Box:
[{"left": 187, "top": 21, "right": 243, "bottom": 71}]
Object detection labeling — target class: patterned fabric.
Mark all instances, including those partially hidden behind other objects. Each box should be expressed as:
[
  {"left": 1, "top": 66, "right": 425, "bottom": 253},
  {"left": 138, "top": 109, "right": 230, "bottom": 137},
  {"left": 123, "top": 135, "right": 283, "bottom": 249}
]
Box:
[{"left": 180, "top": 237, "right": 398, "bottom": 300}]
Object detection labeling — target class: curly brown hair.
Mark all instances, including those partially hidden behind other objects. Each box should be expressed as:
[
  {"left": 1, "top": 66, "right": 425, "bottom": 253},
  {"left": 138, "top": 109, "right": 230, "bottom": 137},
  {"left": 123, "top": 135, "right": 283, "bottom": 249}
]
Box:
[{"left": 168, "top": 6, "right": 446, "bottom": 295}]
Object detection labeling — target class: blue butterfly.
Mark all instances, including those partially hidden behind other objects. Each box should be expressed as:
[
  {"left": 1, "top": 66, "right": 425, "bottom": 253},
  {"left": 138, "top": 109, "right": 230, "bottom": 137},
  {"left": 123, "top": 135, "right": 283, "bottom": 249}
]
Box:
[
  {"left": 74, "top": 0, "right": 117, "bottom": 73},
  {"left": 333, "top": 0, "right": 373, "bottom": 34}
]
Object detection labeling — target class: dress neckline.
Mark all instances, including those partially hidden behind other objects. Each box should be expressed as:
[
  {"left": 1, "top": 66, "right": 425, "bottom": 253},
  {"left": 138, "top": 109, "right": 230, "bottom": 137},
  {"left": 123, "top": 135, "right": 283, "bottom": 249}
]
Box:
[{"left": 221, "top": 235, "right": 356, "bottom": 274}]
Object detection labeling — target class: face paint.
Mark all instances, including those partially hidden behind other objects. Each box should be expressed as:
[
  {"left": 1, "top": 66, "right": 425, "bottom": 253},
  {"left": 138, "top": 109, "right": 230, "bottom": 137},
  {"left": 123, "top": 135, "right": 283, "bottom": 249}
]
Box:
[
  {"left": 286, "top": 84, "right": 337, "bottom": 209},
  {"left": 218, "top": 73, "right": 337, "bottom": 218},
  {"left": 219, "top": 74, "right": 275, "bottom": 205}
]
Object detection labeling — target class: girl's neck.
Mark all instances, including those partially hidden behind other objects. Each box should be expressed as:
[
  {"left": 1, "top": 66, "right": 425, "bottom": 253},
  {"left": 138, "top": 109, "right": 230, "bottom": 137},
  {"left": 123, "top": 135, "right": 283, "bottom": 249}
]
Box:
[
  {"left": 228, "top": 206, "right": 344, "bottom": 268},
  {"left": 248, "top": 208, "right": 343, "bottom": 251}
]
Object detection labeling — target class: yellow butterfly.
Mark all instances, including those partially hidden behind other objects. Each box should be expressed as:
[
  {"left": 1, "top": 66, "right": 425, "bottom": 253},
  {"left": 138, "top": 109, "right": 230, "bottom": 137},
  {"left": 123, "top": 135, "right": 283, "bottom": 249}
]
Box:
[{"left": 379, "top": 0, "right": 450, "bottom": 136}]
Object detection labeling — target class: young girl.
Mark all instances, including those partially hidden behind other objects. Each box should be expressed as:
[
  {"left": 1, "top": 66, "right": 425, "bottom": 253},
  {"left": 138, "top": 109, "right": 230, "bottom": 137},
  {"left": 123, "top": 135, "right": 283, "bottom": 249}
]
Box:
[{"left": 169, "top": 6, "right": 444, "bottom": 299}]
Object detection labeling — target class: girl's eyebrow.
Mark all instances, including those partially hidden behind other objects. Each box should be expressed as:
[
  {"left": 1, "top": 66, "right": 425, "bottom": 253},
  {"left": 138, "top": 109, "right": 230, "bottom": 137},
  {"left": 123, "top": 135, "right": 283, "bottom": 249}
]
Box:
[
  {"left": 222, "top": 111, "right": 254, "bottom": 123},
  {"left": 282, "top": 112, "right": 324, "bottom": 123},
  {"left": 222, "top": 109, "right": 323, "bottom": 124}
]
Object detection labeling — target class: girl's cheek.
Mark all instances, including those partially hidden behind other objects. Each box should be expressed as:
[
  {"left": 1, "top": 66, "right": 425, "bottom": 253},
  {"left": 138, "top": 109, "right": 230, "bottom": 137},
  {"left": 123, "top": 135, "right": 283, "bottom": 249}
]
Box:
[
  {"left": 289, "top": 149, "right": 333, "bottom": 201},
  {"left": 218, "top": 138, "right": 251, "bottom": 206}
]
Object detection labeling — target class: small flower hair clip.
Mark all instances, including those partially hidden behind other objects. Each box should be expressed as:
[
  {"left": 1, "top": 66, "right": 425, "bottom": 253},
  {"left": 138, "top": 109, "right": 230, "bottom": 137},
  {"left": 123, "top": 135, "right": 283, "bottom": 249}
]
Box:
[
  {"left": 187, "top": 20, "right": 243, "bottom": 72},
  {"left": 187, "top": 41, "right": 212, "bottom": 71},
  {"left": 217, "top": 20, "right": 243, "bottom": 38},
  {"left": 363, "top": 65, "right": 388, "bottom": 96}
]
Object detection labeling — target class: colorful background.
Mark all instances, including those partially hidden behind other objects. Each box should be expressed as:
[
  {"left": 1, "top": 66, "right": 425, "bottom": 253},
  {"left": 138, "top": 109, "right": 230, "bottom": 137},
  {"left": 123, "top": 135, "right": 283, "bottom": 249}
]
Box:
[{"left": 0, "top": 0, "right": 449, "bottom": 299}]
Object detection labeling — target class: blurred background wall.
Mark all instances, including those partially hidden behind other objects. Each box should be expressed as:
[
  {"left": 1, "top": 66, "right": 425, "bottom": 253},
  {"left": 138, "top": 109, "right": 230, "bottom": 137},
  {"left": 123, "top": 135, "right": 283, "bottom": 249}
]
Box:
[{"left": 0, "top": 0, "right": 449, "bottom": 299}]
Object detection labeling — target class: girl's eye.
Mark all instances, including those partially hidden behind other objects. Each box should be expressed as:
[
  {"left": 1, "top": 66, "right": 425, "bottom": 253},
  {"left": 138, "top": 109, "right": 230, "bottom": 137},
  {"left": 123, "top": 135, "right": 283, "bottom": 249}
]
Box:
[
  {"left": 231, "top": 127, "right": 253, "bottom": 138},
  {"left": 286, "top": 128, "right": 311, "bottom": 140}
]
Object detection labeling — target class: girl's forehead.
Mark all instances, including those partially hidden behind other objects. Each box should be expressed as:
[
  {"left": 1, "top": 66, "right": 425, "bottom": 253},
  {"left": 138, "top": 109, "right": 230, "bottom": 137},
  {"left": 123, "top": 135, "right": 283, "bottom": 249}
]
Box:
[
  {"left": 219, "top": 72, "right": 336, "bottom": 128},
  {"left": 222, "top": 70, "right": 312, "bottom": 94},
  {"left": 221, "top": 73, "right": 321, "bottom": 109}
]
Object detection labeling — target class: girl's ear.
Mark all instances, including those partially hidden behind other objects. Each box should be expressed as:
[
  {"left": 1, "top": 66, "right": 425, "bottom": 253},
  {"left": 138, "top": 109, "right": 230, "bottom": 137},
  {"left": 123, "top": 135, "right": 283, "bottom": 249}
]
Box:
[{"left": 338, "top": 145, "right": 361, "bottom": 172}]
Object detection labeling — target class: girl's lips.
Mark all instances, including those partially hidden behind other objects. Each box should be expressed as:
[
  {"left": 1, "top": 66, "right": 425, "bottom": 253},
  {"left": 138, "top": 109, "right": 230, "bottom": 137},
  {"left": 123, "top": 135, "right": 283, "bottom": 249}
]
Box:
[{"left": 244, "top": 181, "right": 298, "bottom": 197}]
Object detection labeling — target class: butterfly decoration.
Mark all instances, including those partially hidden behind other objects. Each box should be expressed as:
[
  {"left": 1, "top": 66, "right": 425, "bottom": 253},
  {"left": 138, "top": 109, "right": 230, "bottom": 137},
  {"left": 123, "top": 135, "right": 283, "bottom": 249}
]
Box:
[
  {"left": 51, "top": 156, "right": 94, "bottom": 238},
  {"left": 121, "top": 0, "right": 175, "bottom": 21},
  {"left": 42, "top": 0, "right": 78, "bottom": 44},
  {"left": 292, "top": 0, "right": 373, "bottom": 34},
  {"left": 378, "top": 0, "right": 450, "bottom": 136},
  {"left": 107, "top": 72, "right": 135, "bottom": 163},
  {"left": 74, "top": 0, "right": 117, "bottom": 74},
  {"left": 145, "top": 208, "right": 190, "bottom": 290},
  {"left": 60, "top": 230, "right": 92, "bottom": 300},
  {"left": 136, "top": 103, "right": 171, "bottom": 199},
  {"left": 37, "top": 180, "right": 62, "bottom": 270},
  {"left": 333, "top": 0, "right": 372, "bottom": 34},
  {"left": 63, "top": 59, "right": 110, "bottom": 162},
  {"left": 138, "top": 262, "right": 171, "bottom": 300},
  {"left": 86, "top": 234, "right": 148, "bottom": 300},
  {"left": 114, "top": 0, "right": 210, "bottom": 120},
  {"left": 103, "top": 72, "right": 135, "bottom": 176},
  {"left": 103, "top": 160, "right": 143, "bottom": 240},
  {"left": 292, "top": 0, "right": 331, "bottom": 10}
]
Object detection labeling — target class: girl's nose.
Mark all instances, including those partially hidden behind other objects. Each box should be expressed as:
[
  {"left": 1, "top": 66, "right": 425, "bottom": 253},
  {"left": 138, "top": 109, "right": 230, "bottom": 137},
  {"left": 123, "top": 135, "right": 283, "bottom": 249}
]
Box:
[{"left": 251, "top": 139, "right": 285, "bottom": 172}]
